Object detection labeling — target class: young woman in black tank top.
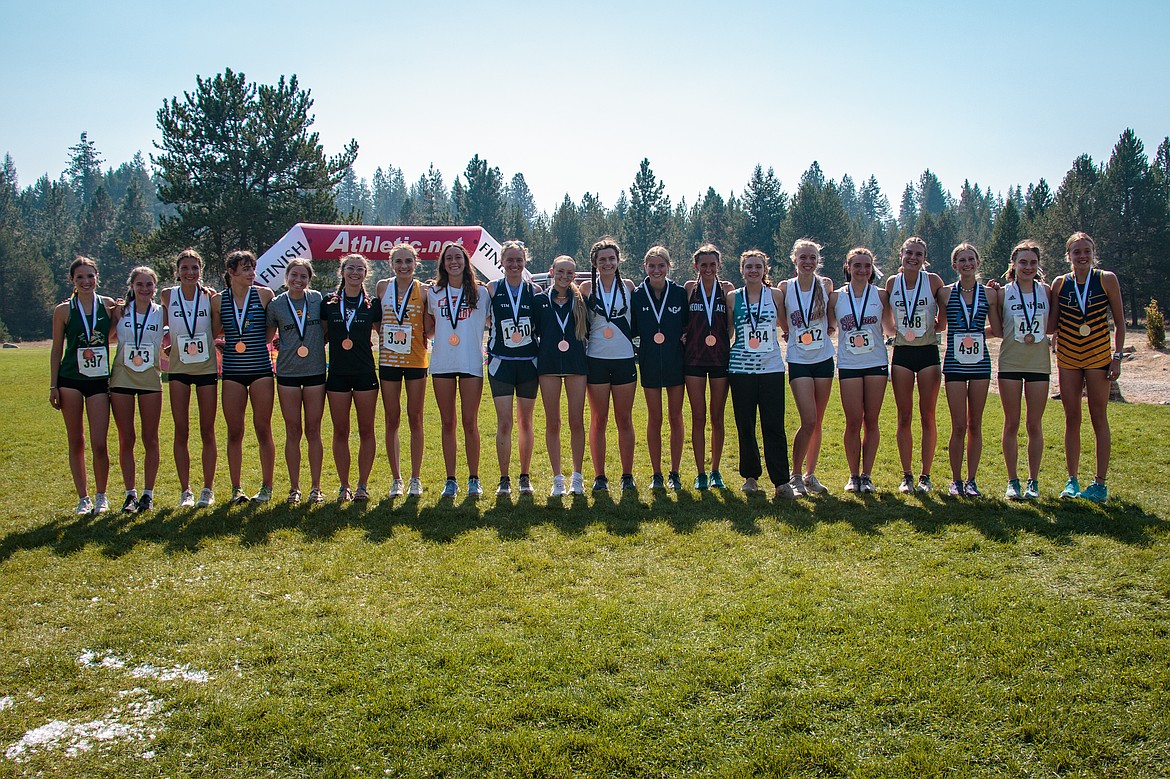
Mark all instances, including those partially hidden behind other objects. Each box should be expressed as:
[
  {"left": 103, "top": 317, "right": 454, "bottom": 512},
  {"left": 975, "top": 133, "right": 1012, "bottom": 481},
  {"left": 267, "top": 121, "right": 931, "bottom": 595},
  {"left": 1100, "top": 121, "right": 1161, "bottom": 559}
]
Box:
[{"left": 683, "top": 245, "right": 734, "bottom": 490}]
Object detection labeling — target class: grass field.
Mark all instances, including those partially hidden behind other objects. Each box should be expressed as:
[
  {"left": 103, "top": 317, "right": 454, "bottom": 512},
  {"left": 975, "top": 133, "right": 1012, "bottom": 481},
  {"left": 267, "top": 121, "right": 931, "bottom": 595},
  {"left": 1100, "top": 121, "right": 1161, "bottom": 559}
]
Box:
[{"left": 1, "top": 346, "right": 1168, "bottom": 777}]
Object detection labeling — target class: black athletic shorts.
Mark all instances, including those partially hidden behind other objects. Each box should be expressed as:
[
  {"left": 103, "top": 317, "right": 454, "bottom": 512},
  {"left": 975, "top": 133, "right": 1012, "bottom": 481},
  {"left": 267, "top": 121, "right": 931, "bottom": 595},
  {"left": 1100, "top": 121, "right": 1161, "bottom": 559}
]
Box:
[
  {"left": 891, "top": 345, "right": 941, "bottom": 373},
  {"left": 998, "top": 371, "right": 1050, "bottom": 384},
  {"left": 684, "top": 364, "right": 729, "bottom": 380},
  {"left": 168, "top": 372, "right": 218, "bottom": 388},
  {"left": 587, "top": 357, "right": 637, "bottom": 386},
  {"left": 326, "top": 372, "right": 378, "bottom": 393},
  {"left": 57, "top": 375, "right": 109, "bottom": 397},
  {"left": 488, "top": 358, "right": 539, "bottom": 399},
  {"left": 788, "top": 358, "right": 834, "bottom": 381},
  {"left": 277, "top": 373, "right": 327, "bottom": 388},
  {"left": 380, "top": 366, "right": 428, "bottom": 382},
  {"left": 222, "top": 372, "right": 274, "bottom": 388},
  {"left": 839, "top": 365, "right": 888, "bottom": 380}
]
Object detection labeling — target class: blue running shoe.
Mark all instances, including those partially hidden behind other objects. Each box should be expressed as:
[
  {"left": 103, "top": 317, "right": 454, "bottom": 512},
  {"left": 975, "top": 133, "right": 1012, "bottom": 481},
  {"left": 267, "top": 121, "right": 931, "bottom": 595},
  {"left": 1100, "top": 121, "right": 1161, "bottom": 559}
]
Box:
[
  {"left": 1060, "top": 477, "right": 1080, "bottom": 499},
  {"left": 1079, "top": 481, "right": 1108, "bottom": 503}
]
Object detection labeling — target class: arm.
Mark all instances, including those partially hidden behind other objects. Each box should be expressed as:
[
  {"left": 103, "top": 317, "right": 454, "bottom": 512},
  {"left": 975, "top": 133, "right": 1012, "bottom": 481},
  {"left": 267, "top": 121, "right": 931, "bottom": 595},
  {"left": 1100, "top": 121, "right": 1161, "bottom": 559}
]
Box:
[
  {"left": 987, "top": 287, "right": 1004, "bottom": 339},
  {"left": 775, "top": 280, "right": 789, "bottom": 337},
  {"left": 258, "top": 288, "right": 276, "bottom": 343},
  {"left": 1103, "top": 271, "right": 1126, "bottom": 379},
  {"left": 823, "top": 278, "right": 837, "bottom": 336},
  {"left": 879, "top": 289, "right": 894, "bottom": 337},
  {"left": 934, "top": 280, "right": 949, "bottom": 333},
  {"left": 48, "top": 303, "right": 68, "bottom": 410},
  {"left": 1047, "top": 276, "right": 1063, "bottom": 336}
]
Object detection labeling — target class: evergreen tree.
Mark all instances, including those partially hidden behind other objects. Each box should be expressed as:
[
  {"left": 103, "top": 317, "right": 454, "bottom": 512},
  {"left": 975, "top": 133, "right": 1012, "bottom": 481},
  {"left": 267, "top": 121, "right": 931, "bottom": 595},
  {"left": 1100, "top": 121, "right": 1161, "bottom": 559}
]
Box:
[
  {"left": 0, "top": 158, "right": 54, "bottom": 338},
  {"left": 24, "top": 175, "right": 78, "bottom": 297},
  {"left": 371, "top": 166, "right": 407, "bottom": 225},
  {"left": 916, "top": 170, "right": 949, "bottom": 216},
  {"left": 913, "top": 208, "right": 959, "bottom": 283},
  {"left": 504, "top": 173, "right": 538, "bottom": 226},
  {"left": 153, "top": 68, "right": 357, "bottom": 269},
  {"left": 898, "top": 184, "right": 918, "bottom": 233},
  {"left": 67, "top": 132, "right": 104, "bottom": 209},
  {"left": 626, "top": 159, "right": 670, "bottom": 268},
  {"left": 460, "top": 155, "right": 504, "bottom": 235},
  {"left": 741, "top": 165, "right": 787, "bottom": 260},
  {"left": 777, "top": 169, "right": 850, "bottom": 281},
  {"left": 550, "top": 194, "right": 583, "bottom": 260},
  {"left": 78, "top": 186, "right": 115, "bottom": 261},
  {"left": 1038, "top": 154, "right": 1102, "bottom": 262},
  {"left": 985, "top": 197, "right": 1022, "bottom": 278},
  {"left": 579, "top": 192, "right": 609, "bottom": 245},
  {"left": 1023, "top": 179, "right": 1054, "bottom": 226}
]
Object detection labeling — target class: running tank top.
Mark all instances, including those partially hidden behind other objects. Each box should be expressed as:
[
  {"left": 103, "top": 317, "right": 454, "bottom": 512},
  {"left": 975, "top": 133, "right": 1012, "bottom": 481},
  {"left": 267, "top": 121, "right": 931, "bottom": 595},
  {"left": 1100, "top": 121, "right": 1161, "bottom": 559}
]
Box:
[
  {"left": 834, "top": 283, "right": 887, "bottom": 371},
  {"left": 220, "top": 287, "right": 272, "bottom": 375},
  {"left": 683, "top": 281, "right": 730, "bottom": 367},
  {"left": 165, "top": 285, "right": 216, "bottom": 376},
  {"left": 1056, "top": 269, "right": 1112, "bottom": 370},
  {"left": 942, "top": 283, "right": 991, "bottom": 376},
  {"left": 729, "top": 286, "right": 784, "bottom": 374},
  {"left": 784, "top": 277, "right": 835, "bottom": 365},
  {"left": 323, "top": 291, "right": 381, "bottom": 376},
  {"left": 535, "top": 291, "right": 589, "bottom": 376},
  {"left": 379, "top": 279, "right": 429, "bottom": 369},
  {"left": 586, "top": 277, "right": 634, "bottom": 360},
  {"left": 889, "top": 271, "right": 938, "bottom": 347},
  {"left": 487, "top": 280, "right": 539, "bottom": 360},
  {"left": 110, "top": 301, "right": 165, "bottom": 391},
  {"left": 58, "top": 295, "right": 113, "bottom": 381},
  {"left": 999, "top": 281, "right": 1051, "bottom": 375},
  {"left": 428, "top": 283, "right": 489, "bottom": 375}
]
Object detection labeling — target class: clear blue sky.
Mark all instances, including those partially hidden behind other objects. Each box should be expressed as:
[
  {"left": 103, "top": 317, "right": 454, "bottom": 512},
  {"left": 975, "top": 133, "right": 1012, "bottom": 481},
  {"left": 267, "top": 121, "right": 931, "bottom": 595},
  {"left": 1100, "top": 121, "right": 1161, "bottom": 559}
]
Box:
[{"left": 2, "top": 0, "right": 1167, "bottom": 214}]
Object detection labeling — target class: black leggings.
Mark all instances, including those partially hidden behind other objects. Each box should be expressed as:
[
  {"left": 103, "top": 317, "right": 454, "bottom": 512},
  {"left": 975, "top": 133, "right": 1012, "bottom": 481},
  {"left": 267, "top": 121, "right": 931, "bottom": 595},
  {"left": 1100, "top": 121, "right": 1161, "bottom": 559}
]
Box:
[{"left": 729, "top": 372, "right": 790, "bottom": 487}]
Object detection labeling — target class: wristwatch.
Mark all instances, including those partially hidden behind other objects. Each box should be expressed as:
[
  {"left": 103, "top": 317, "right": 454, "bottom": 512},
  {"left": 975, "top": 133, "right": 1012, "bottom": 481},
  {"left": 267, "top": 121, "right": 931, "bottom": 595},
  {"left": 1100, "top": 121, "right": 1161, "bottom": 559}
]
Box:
[{"left": 1111, "top": 352, "right": 1124, "bottom": 361}]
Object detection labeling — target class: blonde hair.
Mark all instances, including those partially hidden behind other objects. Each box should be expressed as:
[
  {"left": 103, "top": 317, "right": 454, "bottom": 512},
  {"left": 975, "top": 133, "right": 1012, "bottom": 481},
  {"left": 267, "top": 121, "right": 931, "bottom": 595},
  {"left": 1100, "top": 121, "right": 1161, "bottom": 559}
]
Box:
[
  {"left": 790, "top": 239, "right": 826, "bottom": 320},
  {"left": 739, "top": 249, "right": 771, "bottom": 286},
  {"left": 644, "top": 245, "right": 672, "bottom": 265},
  {"left": 1003, "top": 240, "right": 1044, "bottom": 282},
  {"left": 124, "top": 266, "right": 158, "bottom": 303},
  {"left": 1065, "top": 231, "right": 1097, "bottom": 265},
  {"left": 551, "top": 255, "right": 588, "bottom": 343}
]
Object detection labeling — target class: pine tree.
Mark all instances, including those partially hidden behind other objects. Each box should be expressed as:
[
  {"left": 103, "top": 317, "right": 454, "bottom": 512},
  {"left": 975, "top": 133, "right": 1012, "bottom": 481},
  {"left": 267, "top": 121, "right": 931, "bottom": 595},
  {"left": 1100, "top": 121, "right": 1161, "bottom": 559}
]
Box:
[
  {"left": 550, "top": 195, "right": 583, "bottom": 259},
  {"left": 504, "top": 173, "right": 538, "bottom": 226},
  {"left": 626, "top": 159, "right": 670, "bottom": 268},
  {"left": 985, "top": 198, "right": 1022, "bottom": 278},
  {"left": 916, "top": 170, "right": 949, "bottom": 217},
  {"left": 741, "top": 165, "right": 787, "bottom": 260},
  {"left": 1038, "top": 154, "right": 1102, "bottom": 263},
  {"left": 67, "top": 132, "right": 104, "bottom": 209},
  {"left": 898, "top": 184, "right": 918, "bottom": 234},
  {"left": 460, "top": 155, "right": 504, "bottom": 235}
]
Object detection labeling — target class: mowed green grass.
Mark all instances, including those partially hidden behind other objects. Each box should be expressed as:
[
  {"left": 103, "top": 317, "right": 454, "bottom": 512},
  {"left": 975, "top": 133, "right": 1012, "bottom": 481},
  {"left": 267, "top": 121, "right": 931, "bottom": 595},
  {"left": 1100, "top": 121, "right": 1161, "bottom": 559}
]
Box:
[{"left": 1, "top": 346, "right": 1168, "bottom": 778}]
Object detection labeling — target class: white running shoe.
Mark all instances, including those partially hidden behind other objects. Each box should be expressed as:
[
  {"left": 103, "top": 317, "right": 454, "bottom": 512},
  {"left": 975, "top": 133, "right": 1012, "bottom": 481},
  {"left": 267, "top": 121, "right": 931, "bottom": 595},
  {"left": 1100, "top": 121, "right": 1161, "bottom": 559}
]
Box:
[
  {"left": 179, "top": 489, "right": 196, "bottom": 508},
  {"left": 389, "top": 478, "right": 405, "bottom": 498},
  {"left": 789, "top": 474, "right": 808, "bottom": 497},
  {"left": 859, "top": 475, "right": 876, "bottom": 494},
  {"left": 569, "top": 472, "right": 585, "bottom": 495},
  {"left": 93, "top": 493, "right": 110, "bottom": 514},
  {"left": 803, "top": 473, "right": 828, "bottom": 494},
  {"left": 844, "top": 475, "right": 860, "bottom": 493},
  {"left": 468, "top": 477, "right": 483, "bottom": 497},
  {"left": 408, "top": 477, "right": 423, "bottom": 497},
  {"left": 196, "top": 488, "right": 215, "bottom": 508},
  {"left": 550, "top": 474, "right": 566, "bottom": 498},
  {"left": 741, "top": 477, "right": 759, "bottom": 494},
  {"left": 519, "top": 474, "right": 534, "bottom": 495},
  {"left": 75, "top": 496, "right": 94, "bottom": 515}
]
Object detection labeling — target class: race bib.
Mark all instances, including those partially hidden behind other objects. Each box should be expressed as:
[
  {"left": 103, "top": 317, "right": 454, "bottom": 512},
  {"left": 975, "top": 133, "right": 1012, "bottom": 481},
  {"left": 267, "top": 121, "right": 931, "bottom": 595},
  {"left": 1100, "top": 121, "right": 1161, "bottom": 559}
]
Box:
[
  {"left": 382, "top": 322, "right": 412, "bottom": 354},
  {"left": 844, "top": 330, "right": 875, "bottom": 355},
  {"left": 501, "top": 316, "right": 533, "bottom": 348},
  {"left": 77, "top": 347, "right": 109, "bottom": 378},
  {"left": 125, "top": 346, "right": 154, "bottom": 372},
  {"left": 1013, "top": 316, "right": 1044, "bottom": 344},
  {"left": 954, "top": 332, "right": 985, "bottom": 365},
  {"left": 794, "top": 326, "right": 825, "bottom": 351},
  {"left": 744, "top": 325, "right": 776, "bottom": 354},
  {"left": 899, "top": 313, "right": 927, "bottom": 340},
  {"left": 176, "top": 333, "right": 211, "bottom": 364}
]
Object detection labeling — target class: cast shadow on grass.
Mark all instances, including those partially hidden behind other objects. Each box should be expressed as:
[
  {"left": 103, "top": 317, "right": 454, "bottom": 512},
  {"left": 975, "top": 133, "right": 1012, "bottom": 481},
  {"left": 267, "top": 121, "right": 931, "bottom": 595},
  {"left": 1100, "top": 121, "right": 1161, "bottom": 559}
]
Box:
[{"left": 1, "top": 489, "right": 1164, "bottom": 560}]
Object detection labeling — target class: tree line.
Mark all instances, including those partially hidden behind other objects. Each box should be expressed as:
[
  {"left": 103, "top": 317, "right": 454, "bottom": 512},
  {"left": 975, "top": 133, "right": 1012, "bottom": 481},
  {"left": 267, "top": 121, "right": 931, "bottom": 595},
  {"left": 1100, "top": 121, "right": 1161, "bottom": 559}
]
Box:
[{"left": 1, "top": 68, "right": 1166, "bottom": 340}]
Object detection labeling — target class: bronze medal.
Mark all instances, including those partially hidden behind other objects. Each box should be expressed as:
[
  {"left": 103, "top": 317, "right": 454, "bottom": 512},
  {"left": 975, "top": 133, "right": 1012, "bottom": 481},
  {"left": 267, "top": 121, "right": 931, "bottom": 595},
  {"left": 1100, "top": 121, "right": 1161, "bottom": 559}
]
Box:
[
  {"left": 558, "top": 340, "right": 569, "bottom": 352},
  {"left": 1079, "top": 323, "right": 1091, "bottom": 337},
  {"left": 748, "top": 337, "right": 761, "bottom": 350},
  {"left": 800, "top": 331, "right": 814, "bottom": 345},
  {"left": 962, "top": 336, "right": 975, "bottom": 350},
  {"left": 653, "top": 332, "right": 665, "bottom": 345},
  {"left": 448, "top": 334, "right": 460, "bottom": 346},
  {"left": 132, "top": 353, "right": 144, "bottom": 367},
  {"left": 341, "top": 338, "right": 353, "bottom": 351},
  {"left": 603, "top": 327, "right": 614, "bottom": 340},
  {"left": 904, "top": 331, "right": 917, "bottom": 343},
  {"left": 186, "top": 342, "right": 199, "bottom": 356},
  {"left": 704, "top": 334, "right": 717, "bottom": 347},
  {"left": 511, "top": 331, "right": 523, "bottom": 344},
  {"left": 234, "top": 342, "right": 247, "bottom": 353},
  {"left": 296, "top": 345, "right": 309, "bottom": 358},
  {"left": 1024, "top": 334, "right": 1036, "bottom": 345},
  {"left": 83, "top": 348, "right": 95, "bottom": 361}
]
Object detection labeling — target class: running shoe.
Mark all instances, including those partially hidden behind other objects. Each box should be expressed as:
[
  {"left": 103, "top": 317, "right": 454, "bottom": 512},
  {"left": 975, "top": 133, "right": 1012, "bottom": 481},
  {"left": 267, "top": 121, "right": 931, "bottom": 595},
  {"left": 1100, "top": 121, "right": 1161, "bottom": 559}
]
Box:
[
  {"left": 775, "top": 482, "right": 795, "bottom": 500},
  {"left": 650, "top": 472, "right": 666, "bottom": 490},
  {"left": 441, "top": 478, "right": 458, "bottom": 498},
  {"left": 917, "top": 474, "right": 933, "bottom": 494},
  {"left": 287, "top": 489, "right": 302, "bottom": 506},
  {"left": 496, "top": 476, "right": 512, "bottom": 496},
  {"left": 592, "top": 475, "right": 609, "bottom": 492},
  {"left": 667, "top": 472, "right": 682, "bottom": 491},
  {"left": 122, "top": 492, "right": 139, "bottom": 514},
  {"left": 1060, "top": 477, "right": 1081, "bottom": 499},
  {"left": 1079, "top": 481, "right": 1108, "bottom": 503},
  {"left": 309, "top": 487, "right": 326, "bottom": 505},
  {"left": 1024, "top": 479, "right": 1040, "bottom": 500},
  {"left": 179, "top": 489, "right": 196, "bottom": 508},
  {"left": 899, "top": 474, "right": 915, "bottom": 494},
  {"left": 138, "top": 493, "right": 153, "bottom": 512},
  {"left": 196, "top": 488, "right": 215, "bottom": 508},
  {"left": 570, "top": 472, "right": 585, "bottom": 495},
  {"left": 844, "top": 475, "right": 860, "bottom": 493},
  {"left": 964, "top": 479, "right": 982, "bottom": 499},
  {"left": 620, "top": 474, "right": 636, "bottom": 491},
  {"left": 550, "top": 474, "right": 566, "bottom": 498},
  {"left": 803, "top": 473, "right": 828, "bottom": 494},
  {"left": 337, "top": 486, "right": 353, "bottom": 502},
  {"left": 408, "top": 477, "right": 423, "bottom": 497},
  {"left": 468, "top": 477, "right": 483, "bottom": 497},
  {"left": 859, "top": 475, "right": 876, "bottom": 494},
  {"left": 231, "top": 487, "right": 249, "bottom": 505},
  {"left": 94, "top": 493, "right": 110, "bottom": 514},
  {"left": 710, "top": 471, "right": 726, "bottom": 489},
  {"left": 694, "top": 472, "right": 709, "bottom": 491},
  {"left": 75, "top": 496, "right": 94, "bottom": 516},
  {"left": 353, "top": 485, "right": 369, "bottom": 502},
  {"left": 742, "top": 477, "right": 759, "bottom": 494},
  {"left": 1004, "top": 479, "right": 1023, "bottom": 501},
  {"left": 253, "top": 485, "right": 272, "bottom": 503},
  {"left": 518, "top": 474, "right": 534, "bottom": 496},
  {"left": 389, "top": 478, "right": 405, "bottom": 498},
  {"left": 790, "top": 473, "right": 808, "bottom": 497},
  {"left": 948, "top": 480, "right": 966, "bottom": 498}
]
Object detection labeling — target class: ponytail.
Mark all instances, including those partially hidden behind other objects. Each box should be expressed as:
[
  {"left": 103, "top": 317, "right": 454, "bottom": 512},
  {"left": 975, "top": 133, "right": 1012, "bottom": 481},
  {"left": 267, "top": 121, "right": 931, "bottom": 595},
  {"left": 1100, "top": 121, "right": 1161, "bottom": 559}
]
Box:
[{"left": 570, "top": 281, "right": 588, "bottom": 342}]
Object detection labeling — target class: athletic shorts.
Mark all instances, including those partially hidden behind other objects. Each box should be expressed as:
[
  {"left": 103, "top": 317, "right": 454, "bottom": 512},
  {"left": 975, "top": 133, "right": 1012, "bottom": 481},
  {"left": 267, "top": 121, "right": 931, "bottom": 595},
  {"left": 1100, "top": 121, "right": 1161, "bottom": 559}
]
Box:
[
  {"left": 945, "top": 371, "right": 991, "bottom": 383},
  {"left": 839, "top": 365, "right": 888, "bottom": 380},
  {"left": 684, "top": 364, "right": 729, "bottom": 380},
  {"left": 168, "top": 372, "right": 218, "bottom": 388},
  {"left": 109, "top": 387, "right": 162, "bottom": 397},
  {"left": 998, "top": 371, "right": 1050, "bottom": 384},
  {"left": 326, "top": 372, "right": 378, "bottom": 393},
  {"left": 891, "top": 345, "right": 941, "bottom": 373},
  {"left": 380, "top": 366, "right": 428, "bottom": 383},
  {"left": 277, "top": 373, "right": 327, "bottom": 388},
  {"left": 788, "top": 358, "right": 834, "bottom": 381},
  {"left": 488, "top": 358, "right": 539, "bottom": 399},
  {"left": 57, "top": 375, "right": 109, "bottom": 397},
  {"left": 222, "top": 372, "right": 274, "bottom": 388},
  {"left": 639, "top": 365, "right": 685, "bottom": 389},
  {"left": 587, "top": 357, "right": 637, "bottom": 386},
  {"left": 432, "top": 372, "right": 478, "bottom": 381}
]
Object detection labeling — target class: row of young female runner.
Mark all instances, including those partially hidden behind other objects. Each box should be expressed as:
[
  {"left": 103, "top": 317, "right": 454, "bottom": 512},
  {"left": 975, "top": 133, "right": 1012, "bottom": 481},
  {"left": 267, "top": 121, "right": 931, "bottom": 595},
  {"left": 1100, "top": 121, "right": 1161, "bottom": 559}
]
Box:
[{"left": 50, "top": 230, "right": 1123, "bottom": 514}]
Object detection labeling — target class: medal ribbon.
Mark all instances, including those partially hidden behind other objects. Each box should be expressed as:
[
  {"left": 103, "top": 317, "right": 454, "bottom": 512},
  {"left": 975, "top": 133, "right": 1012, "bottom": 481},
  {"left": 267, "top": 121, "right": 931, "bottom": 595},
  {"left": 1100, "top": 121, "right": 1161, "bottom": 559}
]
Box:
[
  {"left": 178, "top": 287, "right": 201, "bottom": 342},
  {"left": 956, "top": 283, "right": 981, "bottom": 332},
  {"left": 444, "top": 285, "right": 464, "bottom": 333},
  {"left": 846, "top": 282, "right": 871, "bottom": 332},
  {"left": 75, "top": 295, "right": 100, "bottom": 346},
  {"left": 1072, "top": 271, "right": 1092, "bottom": 321},
  {"left": 700, "top": 279, "right": 719, "bottom": 332},
  {"left": 549, "top": 289, "right": 572, "bottom": 338},
  {"left": 598, "top": 277, "right": 624, "bottom": 324},
  {"left": 131, "top": 301, "right": 151, "bottom": 350},
  {"left": 899, "top": 272, "right": 924, "bottom": 331},
  {"left": 392, "top": 280, "right": 413, "bottom": 326},
  {"left": 643, "top": 280, "right": 671, "bottom": 330},
  {"left": 1016, "top": 281, "right": 1038, "bottom": 335},
  {"left": 340, "top": 290, "right": 363, "bottom": 335},
  {"left": 232, "top": 287, "right": 253, "bottom": 338},
  {"left": 505, "top": 281, "right": 526, "bottom": 330},
  {"left": 742, "top": 287, "right": 763, "bottom": 335},
  {"left": 287, "top": 294, "right": 307, "bottom": 343},
  {"left": 793, "top": 278, "right": 816, "bottom": 331}
]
